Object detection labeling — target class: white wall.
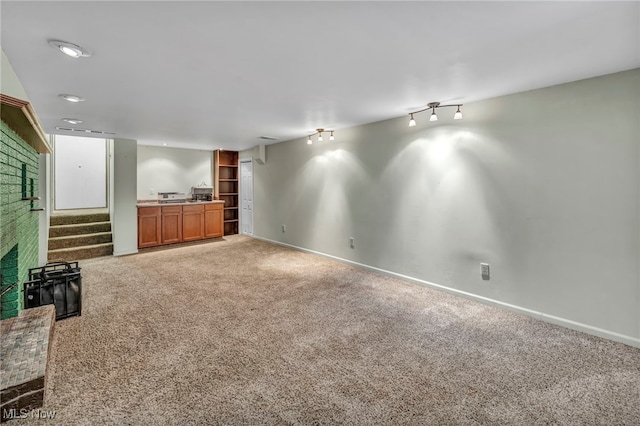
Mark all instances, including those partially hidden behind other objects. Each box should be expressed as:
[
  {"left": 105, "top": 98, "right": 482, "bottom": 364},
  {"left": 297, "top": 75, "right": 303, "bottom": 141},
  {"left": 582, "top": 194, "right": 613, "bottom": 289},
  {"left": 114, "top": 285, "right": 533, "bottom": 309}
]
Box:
[
  {"left": 242, "top": 69, "right": 640, "bottom": 347},
  {"left": 113, "top": 139, "right": 138, "bottom": 256},
  {"left": 1, "top": 49, "right": 29, "bottom": 100},
  {"left": 137, "top": 145, "right": 212, "bottom": 200}
]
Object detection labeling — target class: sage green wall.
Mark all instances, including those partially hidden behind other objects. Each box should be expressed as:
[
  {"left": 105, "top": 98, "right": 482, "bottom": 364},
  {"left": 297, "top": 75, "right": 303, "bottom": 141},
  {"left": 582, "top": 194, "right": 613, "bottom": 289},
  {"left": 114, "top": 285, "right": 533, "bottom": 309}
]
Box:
[
  {"left": 113, "top": 139, "right": 138, "bottom": 256},
  {"left": 242, "top": 69, "right": 640, "bottom": 347}
]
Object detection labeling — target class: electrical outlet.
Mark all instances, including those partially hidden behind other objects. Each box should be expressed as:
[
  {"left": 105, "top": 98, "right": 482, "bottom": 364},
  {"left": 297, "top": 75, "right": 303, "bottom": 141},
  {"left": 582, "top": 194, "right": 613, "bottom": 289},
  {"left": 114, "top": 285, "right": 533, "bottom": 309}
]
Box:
[
  {"left": 481, "top": 263, "right": 490, "bottom": 280},
  {"left": 282, "top": 225, "right": 286, "bottom": 233},
  {"left": 349, "top": 237, "right": 355, "bottom": 249}
]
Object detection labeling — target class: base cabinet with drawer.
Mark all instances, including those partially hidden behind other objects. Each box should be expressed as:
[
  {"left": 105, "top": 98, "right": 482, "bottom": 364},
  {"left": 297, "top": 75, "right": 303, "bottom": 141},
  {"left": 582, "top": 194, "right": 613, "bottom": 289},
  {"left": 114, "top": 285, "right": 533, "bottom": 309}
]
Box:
[
  {"left": 204, "top": 203, "right": 223, "bottom": 238},
  {"left": 138, "top": 202, "right": 224, "bottom": 248},
  {"left": 138, "top": 206, "right": 162, "bottom": 248},
  {"left": 183, "top": 204, "right": 205, "bottom": 241},
  {"left": 161, "top": 205, "right": 183, "bottom": 244}
]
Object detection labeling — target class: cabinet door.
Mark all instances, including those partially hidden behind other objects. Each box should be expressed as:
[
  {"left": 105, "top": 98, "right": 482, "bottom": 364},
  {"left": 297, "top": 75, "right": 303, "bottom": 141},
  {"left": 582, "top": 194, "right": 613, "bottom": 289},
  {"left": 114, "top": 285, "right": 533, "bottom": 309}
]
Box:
[
  {"left": 138, "top": 207, "right": 161, "bottom": 248},
  {"left": 161, "top": 206, "right": 183, "bottom": 244},
  {"left": 204, "top": 204, "right": 223, "bottom": 238},
  {"left": 183, "top": 205, "right": 205, "bottom": 241}
]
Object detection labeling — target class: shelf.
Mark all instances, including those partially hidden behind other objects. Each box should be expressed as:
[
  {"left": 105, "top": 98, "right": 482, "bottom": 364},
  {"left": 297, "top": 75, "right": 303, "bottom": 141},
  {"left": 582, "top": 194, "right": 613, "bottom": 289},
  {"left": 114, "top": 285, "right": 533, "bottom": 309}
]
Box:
[{"left": 215, "top": 149, "right": 239, "bottom": 236}]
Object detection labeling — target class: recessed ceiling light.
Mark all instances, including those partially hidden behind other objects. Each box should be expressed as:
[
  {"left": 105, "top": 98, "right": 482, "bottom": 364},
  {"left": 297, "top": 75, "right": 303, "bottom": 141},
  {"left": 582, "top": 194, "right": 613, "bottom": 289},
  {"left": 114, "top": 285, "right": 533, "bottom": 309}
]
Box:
[
  {"left": 48, "top": 39, "right": 91, "bottom": 58},
  {"left": 58, "top": 94, "right": 85, "bottom": 103},
  {"left": 61, "top": 118, "right": 83, "bottom": 125}
]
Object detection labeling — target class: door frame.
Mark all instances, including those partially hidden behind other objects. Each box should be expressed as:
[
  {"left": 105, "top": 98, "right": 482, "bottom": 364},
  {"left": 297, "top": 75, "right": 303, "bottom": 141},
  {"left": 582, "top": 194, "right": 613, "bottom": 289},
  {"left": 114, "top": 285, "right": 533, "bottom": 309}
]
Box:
[
  {"left": 239, "top": 158, "right": 254, "bottom": 237},
  {"left": 51, "top": 134, "right": 110, "bottom": 212}
]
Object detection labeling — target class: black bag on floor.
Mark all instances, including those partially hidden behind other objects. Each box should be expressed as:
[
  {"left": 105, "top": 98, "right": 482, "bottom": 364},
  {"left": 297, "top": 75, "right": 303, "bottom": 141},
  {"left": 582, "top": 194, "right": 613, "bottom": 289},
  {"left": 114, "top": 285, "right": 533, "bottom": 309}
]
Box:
[{"left": 24, "top": 261, "right": 82, "bottom": 320}]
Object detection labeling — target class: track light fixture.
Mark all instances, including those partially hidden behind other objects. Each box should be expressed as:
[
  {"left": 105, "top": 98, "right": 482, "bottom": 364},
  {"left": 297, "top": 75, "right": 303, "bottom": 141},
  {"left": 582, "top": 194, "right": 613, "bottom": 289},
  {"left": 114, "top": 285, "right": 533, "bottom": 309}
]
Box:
[
  {"left": 408, "top": 102, "right": 463, "bottom": 127},
  {"left": 307, "top": 128, "right": 336, "bottom": 145}
]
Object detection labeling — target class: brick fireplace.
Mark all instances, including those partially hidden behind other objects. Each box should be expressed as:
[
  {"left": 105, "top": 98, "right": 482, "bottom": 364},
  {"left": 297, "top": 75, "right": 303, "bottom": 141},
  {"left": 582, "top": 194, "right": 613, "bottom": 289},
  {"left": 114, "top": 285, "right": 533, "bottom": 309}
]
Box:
[
  {"left": 1, "top": 121, "right": 40, "bottom": 319},
  {"left": 1, "top": 94, "right": 53, "bottom": 420}
]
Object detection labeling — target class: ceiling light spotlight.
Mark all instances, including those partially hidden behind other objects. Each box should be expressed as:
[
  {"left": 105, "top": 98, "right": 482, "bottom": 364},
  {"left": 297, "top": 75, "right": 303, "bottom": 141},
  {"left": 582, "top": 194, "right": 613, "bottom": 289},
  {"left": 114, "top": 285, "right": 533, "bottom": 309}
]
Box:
[
  {"left": 307, "top": 136, "right": 313, "bottom": 145},
  {"left": 61, "top": 118, "right": 83, "bottom": 125},
  {"left": 48, "top": 40, "right": 91, "bottom": 58},
  {"left": 454, "top": 105, "right": 463, "bottom": 120},
  {"left": 329, "top": 131, "right": 335, "bottom": 141},
  {"left": 408, "top": 101, "right": 463, "bottom": 126},
  {"left": 58, "top": 94, "right": 85, "bottom": 103},
  {"left": 318, "top": 131, "right": 323, "bottom": 142}
]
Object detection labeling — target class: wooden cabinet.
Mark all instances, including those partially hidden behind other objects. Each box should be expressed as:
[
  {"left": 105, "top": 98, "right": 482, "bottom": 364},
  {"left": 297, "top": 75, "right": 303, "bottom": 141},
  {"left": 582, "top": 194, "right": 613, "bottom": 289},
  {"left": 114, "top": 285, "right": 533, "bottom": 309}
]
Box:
[
  {"left": 182, "top": 204, "right": 205, "bottom": 241},
  {"left": 138, "top": 206, "right": 161, "bottom": 248},
  {"left": 204, "top": 203, "right": 223, "bottom": 238},
  {"left": 161, "top": 205, "right": 182, "bottom": 244},
  {"left": 214, "top": 150, "right": 239, "bottom": 235},
  {"left": 138, "top": 202, "right": 225, "bottom": 248}
]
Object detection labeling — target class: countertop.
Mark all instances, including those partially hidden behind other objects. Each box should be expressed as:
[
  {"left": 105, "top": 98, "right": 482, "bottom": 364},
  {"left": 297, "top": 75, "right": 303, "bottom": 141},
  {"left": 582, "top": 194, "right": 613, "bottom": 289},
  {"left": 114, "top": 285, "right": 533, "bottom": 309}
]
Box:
[{"left": 137, "top": 200, "right": 225, "bottom": 207}]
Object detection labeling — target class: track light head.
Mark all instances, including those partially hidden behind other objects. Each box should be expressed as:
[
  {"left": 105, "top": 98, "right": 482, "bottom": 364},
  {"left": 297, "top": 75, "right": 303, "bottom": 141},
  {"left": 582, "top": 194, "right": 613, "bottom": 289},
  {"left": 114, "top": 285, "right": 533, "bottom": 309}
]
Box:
[
  {"left": 408, "top": 113, "right": 416, "bottom": 127},
  {"left": 307, "top": 136, "right": 313, "bottom": 145},
  {"left": 454, "top": 105, "right": 463, "bottom": 120},
  {"left": 329, "top": 131, "right": 335, "bottom": 141}
]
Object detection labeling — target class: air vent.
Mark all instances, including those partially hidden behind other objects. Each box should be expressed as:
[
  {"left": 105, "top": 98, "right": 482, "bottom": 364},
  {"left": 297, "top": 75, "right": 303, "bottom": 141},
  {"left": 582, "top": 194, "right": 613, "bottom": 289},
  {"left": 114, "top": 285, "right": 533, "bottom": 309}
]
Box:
[
  {"left": 258, "top": 136, "right": 279, "bottom": 141},
  {"left": 55, "top": 126, "right": 115, "bottom": 135}
]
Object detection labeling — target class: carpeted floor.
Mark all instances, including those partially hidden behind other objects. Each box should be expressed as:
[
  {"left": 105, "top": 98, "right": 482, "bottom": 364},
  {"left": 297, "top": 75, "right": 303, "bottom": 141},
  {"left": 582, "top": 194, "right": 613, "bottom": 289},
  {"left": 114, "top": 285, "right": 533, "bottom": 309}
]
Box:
[{"left": 21, "top": 236, "right": 640, "bottom": 425}]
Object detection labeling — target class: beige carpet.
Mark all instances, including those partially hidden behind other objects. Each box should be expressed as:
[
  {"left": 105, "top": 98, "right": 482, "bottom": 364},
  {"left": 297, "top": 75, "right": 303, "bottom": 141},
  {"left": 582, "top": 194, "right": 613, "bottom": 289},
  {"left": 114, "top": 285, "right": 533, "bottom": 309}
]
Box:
[{"left": 23, "top": 236, "right": 640, "bottom": 425}]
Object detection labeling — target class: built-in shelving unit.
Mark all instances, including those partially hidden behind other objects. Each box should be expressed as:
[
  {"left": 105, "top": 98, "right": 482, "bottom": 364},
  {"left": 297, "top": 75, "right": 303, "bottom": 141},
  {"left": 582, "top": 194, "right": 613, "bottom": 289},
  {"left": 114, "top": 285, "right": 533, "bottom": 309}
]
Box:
[{"left": 213, "top": 150, "right": 239, "bottom": 235}]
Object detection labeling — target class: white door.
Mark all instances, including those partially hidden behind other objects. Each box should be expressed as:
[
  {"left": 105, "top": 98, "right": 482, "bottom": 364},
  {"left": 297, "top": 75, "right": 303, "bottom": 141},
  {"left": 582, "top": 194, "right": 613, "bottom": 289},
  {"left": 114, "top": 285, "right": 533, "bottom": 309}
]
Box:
[
  {"left": 54, "top": 135, "right": 107, "bottom": 210},
  {"left": 240, "top": 160, "right": 253, "bottom": 236}
]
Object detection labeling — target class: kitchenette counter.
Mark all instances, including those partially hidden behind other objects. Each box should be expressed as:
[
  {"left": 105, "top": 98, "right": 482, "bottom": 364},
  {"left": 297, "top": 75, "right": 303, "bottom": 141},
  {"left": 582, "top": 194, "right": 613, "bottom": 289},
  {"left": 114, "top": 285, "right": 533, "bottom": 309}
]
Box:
[{"left": 136, "top": 200, "right": 225, "bottom": 207}]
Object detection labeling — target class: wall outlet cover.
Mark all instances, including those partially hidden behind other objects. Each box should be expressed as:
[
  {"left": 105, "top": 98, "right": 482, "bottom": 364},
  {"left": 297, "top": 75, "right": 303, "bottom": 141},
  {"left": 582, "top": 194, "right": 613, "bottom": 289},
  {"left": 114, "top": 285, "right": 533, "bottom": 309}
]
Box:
[{"left": 481, "top": 263, "right": 490, "bottom": 280}]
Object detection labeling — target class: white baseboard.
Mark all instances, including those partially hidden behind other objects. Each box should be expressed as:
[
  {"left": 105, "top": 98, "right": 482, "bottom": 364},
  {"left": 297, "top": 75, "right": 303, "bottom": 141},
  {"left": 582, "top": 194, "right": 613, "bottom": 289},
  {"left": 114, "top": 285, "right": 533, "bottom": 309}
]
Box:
[
  {"left": 114, "top": 249, "right": 138, "bottom": 257},
  {"left": 255, "top": 236, "right": 640, "bottom": 349}
]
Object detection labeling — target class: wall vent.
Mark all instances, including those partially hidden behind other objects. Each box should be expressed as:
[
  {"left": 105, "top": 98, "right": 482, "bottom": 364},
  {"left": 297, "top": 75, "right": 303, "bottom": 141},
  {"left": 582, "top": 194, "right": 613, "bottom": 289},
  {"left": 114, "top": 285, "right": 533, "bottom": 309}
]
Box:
[{"left": 55, "top": 127, "right": 115, "bottom": 135}]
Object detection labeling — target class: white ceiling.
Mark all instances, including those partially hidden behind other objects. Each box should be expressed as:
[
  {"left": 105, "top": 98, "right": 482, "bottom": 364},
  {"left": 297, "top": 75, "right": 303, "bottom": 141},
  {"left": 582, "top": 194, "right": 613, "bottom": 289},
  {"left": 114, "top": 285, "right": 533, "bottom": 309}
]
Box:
[{"left": 2, "top": 1, "right": 639, "bottom": 151}]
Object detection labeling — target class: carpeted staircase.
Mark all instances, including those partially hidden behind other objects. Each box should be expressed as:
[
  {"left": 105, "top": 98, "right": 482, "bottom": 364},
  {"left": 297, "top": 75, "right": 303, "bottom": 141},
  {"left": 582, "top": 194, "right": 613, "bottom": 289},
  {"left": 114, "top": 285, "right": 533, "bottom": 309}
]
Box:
[{"left": 48, "top": 213, "right": 113, "bottom": 262}]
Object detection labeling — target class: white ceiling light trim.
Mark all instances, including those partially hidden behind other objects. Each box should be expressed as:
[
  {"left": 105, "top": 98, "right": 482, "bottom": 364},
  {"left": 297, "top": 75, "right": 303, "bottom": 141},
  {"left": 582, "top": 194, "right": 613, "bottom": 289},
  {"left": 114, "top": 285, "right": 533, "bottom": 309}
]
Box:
[
  {"left": 48, "top": 39, "right": 91, "bottom": 58},
  {"left": 58, "top": 94, "right": 85, "bottom": 103},
  {"left": 61, "top": 118, "right": 83, "bottom": 125}
]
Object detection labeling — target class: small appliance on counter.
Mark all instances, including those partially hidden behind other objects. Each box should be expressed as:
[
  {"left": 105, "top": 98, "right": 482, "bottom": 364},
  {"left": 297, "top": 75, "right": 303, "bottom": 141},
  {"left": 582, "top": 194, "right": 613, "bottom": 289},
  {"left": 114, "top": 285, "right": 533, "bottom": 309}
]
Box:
[
  {"left": 191, "top": 186, "right": 213, "bottom": 201},
  {"left": 158, "top": 192, "right": 187, "bottom": 203}
]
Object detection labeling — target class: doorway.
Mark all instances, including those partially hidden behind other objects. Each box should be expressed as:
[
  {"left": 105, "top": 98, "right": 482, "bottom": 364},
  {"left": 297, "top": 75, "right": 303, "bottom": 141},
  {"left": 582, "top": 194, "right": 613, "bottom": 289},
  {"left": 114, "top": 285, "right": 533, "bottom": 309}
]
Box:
[
  {"left": 53, "top": 135, "right": 108, "bottom": 211},
  {"left": 239, "top": 159, "right": 253, "bottom": 236}
]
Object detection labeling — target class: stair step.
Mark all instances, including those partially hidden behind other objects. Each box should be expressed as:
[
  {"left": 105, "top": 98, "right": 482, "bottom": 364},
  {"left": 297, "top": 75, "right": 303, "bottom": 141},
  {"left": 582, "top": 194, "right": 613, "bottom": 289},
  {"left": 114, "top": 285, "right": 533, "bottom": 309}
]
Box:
[
  {"left": 48, "top": 232, "right": 113, "bottom": 251},
  {"left": 48, "top": 243, "right": 114, "bottom": 262},
  {"left": 49, "top": 222, "right": 112, "bottom": 238},
  {"left": 50, "top": 213, "right": 110, "bottom": 226}
]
